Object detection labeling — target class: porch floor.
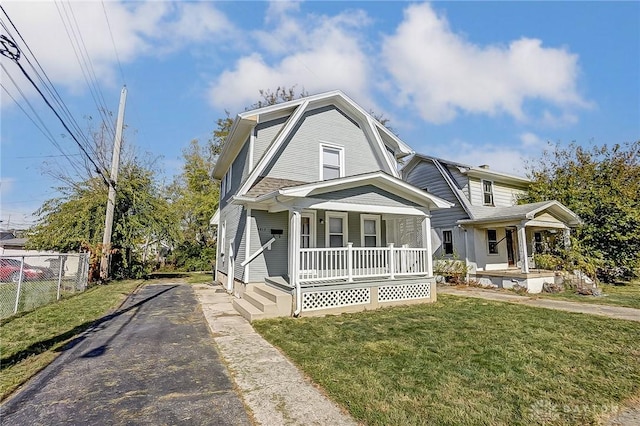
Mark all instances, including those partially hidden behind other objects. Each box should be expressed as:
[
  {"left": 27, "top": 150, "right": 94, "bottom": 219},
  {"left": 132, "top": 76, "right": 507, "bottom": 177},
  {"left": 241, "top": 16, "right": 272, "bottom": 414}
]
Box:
[{"left": 265, "top": 275, "right": 432, "bottom": 290}]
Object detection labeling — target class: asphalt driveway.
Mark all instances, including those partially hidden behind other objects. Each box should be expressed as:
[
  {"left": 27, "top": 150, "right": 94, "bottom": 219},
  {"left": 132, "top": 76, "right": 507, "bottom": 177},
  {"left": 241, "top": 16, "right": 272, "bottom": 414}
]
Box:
[{"left": 1, "top": 284, "right": 251, "bottom": 426}]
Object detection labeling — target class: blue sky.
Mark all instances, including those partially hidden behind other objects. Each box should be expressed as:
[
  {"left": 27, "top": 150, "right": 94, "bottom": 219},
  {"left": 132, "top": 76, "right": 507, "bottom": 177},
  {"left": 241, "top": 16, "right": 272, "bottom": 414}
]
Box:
[{"left": 1, "top": 1, "right": 639, "bottom": 229}]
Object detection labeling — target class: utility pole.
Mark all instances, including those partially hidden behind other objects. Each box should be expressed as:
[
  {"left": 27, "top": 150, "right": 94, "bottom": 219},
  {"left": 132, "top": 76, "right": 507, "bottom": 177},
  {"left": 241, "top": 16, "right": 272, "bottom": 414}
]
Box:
[{"left": 100, "top": 86, "right": 127, "bottom": 281}]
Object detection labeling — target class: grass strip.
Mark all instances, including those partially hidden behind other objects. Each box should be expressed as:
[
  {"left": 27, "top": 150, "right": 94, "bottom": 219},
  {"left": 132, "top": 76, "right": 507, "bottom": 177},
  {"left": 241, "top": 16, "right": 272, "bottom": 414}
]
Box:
[
  {"left": 0, "top": 279, "right": 142, "bottom": 400},
  {"left": 255, "top": 294, "right": 640, "bottom": 426},
  {"left": 534, "top": 279, "right": 640, "bottom": 309}
]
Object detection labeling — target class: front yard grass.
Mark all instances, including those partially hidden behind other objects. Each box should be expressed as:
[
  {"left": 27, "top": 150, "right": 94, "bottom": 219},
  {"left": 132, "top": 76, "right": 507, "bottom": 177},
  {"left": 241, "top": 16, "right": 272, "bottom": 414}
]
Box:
[
  {"left": 535, "top": 279, "right": 640, "bottom": 310},
  {"left": 254, "top": 295, "right": 640, "bottom": 425},
  {"left": 0, "top": 279, "right": 142, "bottom": 400}
]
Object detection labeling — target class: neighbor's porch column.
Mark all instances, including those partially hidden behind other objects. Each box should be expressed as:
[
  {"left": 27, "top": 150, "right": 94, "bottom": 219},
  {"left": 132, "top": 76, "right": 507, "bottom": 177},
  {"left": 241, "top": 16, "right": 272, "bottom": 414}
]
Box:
[
  {"left": 517, "top": 224, "right": 529, "bottom": 273},
  {"left": 422, "top": 214, "right": 433, "bottom": 277},
  {"left": 563, "top": 228, "right": 571, "bottom": 249}
]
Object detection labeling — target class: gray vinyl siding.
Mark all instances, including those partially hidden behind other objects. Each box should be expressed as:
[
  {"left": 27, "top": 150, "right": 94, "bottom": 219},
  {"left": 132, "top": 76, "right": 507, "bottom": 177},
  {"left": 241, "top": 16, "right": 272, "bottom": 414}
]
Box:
[
  {"left": 469, "top": 177, "right": 525, "bottom": 207},
  {"left": 263, "top": 105, "right": 386, "bottom": 182},
  {"left": 217, "top": 204, "right": 246, "bottom": 281},
  {"left": 248, "top": 210, "right": 289, "bottom": 281},
  {"left": 308, "top": 185, "right": 420, "bottom": 208},
  {"left": 315, "top": 210, "right": 386, "bottom": 248},
  {"left": 446, "top": 166, "right": 470, "bottom": 199},
  {"left": 253, "top": 116, "right": 288, "bottom": 169},
  {"left": 403, "top": 161, "right": 469, "bottom": 228},
  {"left": 219, "top": 137, "right": 250, "bottom": 210}
]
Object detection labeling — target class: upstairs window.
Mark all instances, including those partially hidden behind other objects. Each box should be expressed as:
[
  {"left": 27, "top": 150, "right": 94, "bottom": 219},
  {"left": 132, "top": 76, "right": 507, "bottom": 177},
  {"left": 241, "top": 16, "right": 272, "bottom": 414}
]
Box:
[
  {"left": 442, "top": 230, "right": 453, "bottom": 255},
  {"left": 487, "top": 229, "right": 498, "bottom": 254},
  {"left": 320, "top": 144, "right": 344, "bottom": 180},
  {"left": 221, "top": 164, "right": 233, "bottom": 197},
  {"left": 482, "top": 180, "right": 494, "bottom": 206}
]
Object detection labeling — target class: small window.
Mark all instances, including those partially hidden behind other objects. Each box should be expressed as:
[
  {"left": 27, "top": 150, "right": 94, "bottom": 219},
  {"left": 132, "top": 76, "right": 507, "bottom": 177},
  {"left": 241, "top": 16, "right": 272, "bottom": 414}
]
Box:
[
  {"left": 320, "top": 144, "right": 344, "bottom": 180},
  {"left": 220, "top": 175, "right": 226, "bottom": 197},
  {"left": 361, "top": 214, "right": 381, "bottom": 247},
  {"left": 534, "top": 232, "right": 543, "bottom": 253},
  {"left": 220, "top": 221, "right": 226, "bottom": 255},
  {"left": 487, "top": 229, "right": 498, "bottom": 254},
  {"left": 483, "top": 180, "right": 494, "bottom": 206},
  {"left": 325, "top": 212, "right": 348, "bottom": 247},
  {"left": 442, "top": 230, "right": 453, "bottom": 255}
]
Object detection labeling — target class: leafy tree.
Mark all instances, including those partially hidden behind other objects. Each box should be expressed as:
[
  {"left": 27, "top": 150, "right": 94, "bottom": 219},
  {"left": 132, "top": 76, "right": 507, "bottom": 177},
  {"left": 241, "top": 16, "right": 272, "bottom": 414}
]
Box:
[
  {"left": 522, "top": 141, "right": 640, "bottom": 281},
  {"left": 28, "top": 161, "right": 176, "bottom": 278},
  {"left": 165, "top": 140, "right": 219, "bottom": 271}
]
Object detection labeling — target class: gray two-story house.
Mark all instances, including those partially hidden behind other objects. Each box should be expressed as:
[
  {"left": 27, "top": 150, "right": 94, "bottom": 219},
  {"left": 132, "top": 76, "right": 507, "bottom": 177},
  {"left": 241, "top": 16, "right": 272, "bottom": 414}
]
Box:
[
  {"left": 402, "top": 154, "right": 581, "bottom": 292},
  {"left": 211, "top": 91, "right": 451, "bottom": 320}
]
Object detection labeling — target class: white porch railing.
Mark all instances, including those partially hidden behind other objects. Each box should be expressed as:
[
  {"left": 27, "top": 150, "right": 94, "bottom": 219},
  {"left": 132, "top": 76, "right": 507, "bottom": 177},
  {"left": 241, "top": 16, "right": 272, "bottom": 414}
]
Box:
[{"left": 298, "top": 243, "right": 429, "bottom": 283}]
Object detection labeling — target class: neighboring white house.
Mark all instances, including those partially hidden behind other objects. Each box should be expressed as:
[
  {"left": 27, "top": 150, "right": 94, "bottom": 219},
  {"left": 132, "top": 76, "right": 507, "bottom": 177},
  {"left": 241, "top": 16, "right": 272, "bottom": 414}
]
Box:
[
  {"left": 210, "top": 91, "right": 452, "bottom": 320},
  {"left": 402, "top": 154, "right": 581, "bottom": 293}
]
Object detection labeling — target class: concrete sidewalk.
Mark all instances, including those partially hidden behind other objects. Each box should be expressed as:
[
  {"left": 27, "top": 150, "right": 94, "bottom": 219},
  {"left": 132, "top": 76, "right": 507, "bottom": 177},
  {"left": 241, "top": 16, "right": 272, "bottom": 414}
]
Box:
[
  {"left": 193, "top": 283, "right": 356, "bottom": 426},
  {"left": 438, "top": 286, "right": 640, "bottom": 322}
]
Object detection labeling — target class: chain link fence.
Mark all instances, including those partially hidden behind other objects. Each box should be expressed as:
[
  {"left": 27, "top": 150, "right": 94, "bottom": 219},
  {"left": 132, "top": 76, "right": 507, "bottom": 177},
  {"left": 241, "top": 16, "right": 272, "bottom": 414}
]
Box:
[{"left": 0, "top": 253, "right": 90, "bottom": 319}]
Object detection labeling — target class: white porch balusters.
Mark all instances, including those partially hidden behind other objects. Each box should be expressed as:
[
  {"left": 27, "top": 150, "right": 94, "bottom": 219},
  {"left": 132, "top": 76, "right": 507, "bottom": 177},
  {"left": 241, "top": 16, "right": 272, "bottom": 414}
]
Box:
[
  {"left": 347, "top": 242, "right": 354, "bottom": 282},
  {"left": 517, "top": 225, "right": 529, "bottom": 273},
  {"left": 388, "top": 243, "right": 395, "bottom": 279}
]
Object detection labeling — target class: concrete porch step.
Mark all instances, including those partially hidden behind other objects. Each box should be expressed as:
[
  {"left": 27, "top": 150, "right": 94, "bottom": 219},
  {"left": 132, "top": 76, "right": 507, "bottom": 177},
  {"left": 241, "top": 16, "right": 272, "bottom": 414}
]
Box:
[
  {"left": 252, "top": 283, "right": 292, "bottom": 305},
  {"left": 232, "top": 298, "right": 272, "bottom": 322},
  {"left": 242, "top": 290, "right": 279, "bottom": 315}
]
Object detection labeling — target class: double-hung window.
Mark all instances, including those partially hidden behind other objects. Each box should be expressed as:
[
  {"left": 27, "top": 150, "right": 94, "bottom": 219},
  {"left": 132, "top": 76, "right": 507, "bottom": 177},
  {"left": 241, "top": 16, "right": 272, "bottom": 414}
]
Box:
[
  {"left": 320, "top": 144, "right": 344, "bottom": 180},
  {"left": 487, "top": 229, "right": 498, "bottom": 254},
  {"left": 361, "top": 214, "right": 381, "bottom": 247},
  {"left": 325, "top": 212, "right": 348, "bottom": 247},
  {"left": 482, "top": 180, "right": 494, "bottom": 206},
  {"left": 442, "top": 230, "right": 454, "bottom": 255}
]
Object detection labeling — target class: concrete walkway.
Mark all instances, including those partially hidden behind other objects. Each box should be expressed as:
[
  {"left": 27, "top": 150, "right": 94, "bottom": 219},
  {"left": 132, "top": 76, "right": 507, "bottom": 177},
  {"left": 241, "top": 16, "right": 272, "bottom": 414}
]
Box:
[
  {"left": 1, "top": 284, "right": 251, "bottom": 426},
  {"left": 193, "top": 283, "right": 356, "bottom": 426},
  {"left": 438, "top": 286, "right": 640, "bottom": 322}
]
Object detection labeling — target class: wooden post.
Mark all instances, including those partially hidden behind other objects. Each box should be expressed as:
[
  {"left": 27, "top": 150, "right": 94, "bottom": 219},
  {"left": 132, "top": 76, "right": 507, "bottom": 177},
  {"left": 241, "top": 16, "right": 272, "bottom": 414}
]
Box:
[
  {"left": 389, "top": 243, "right": 395, "bottom": 279},
  {"left": 347, "top": 242, "right": 353, "bottom": 282}
]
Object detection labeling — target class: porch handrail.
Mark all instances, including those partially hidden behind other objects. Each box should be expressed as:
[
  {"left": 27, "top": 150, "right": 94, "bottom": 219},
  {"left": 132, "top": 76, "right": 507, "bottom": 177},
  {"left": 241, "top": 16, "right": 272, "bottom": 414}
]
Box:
[
  {"left": 241, "top": 237, "right": 276, "bottom": 267},
  {"left": 299, "top": 244, "right": 430, "bottom": 283}
]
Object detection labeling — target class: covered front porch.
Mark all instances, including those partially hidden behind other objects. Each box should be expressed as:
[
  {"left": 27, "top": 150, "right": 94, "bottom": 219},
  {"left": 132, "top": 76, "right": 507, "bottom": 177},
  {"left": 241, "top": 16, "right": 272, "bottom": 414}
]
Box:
[
  {"left": 459, "top": 200, "right": 581, "bottom": 293},
  {"left": 235, "top": 172, "right": 452, "bottom": 316}
]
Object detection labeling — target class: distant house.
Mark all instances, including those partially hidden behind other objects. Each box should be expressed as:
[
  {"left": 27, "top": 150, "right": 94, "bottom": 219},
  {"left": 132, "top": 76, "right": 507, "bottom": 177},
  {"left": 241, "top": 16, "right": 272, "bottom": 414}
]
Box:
[
  {"left": 210, "top": 91, "right": 451, "bottom": 320},
  {"left": 402, "top": 155, "right": 581, "bottom": 293}
]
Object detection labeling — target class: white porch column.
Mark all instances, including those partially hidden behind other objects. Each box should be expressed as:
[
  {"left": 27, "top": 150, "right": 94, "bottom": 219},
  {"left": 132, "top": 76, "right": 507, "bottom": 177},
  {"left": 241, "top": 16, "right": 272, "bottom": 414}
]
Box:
[
  {"left": 422, "top": 215, "right": 433, "bottom": 277},
  {"left": 289, "top": 209, "right": 302, "bottom": 316},
  {"left": 563, "top": 228, "right": 571, "bottom": 249},
  {"left": 517, "top": 225, "right": 529, "bottom": 273},
  {"left": 289, "top": 210, "right": 301, "bottom": 283}
]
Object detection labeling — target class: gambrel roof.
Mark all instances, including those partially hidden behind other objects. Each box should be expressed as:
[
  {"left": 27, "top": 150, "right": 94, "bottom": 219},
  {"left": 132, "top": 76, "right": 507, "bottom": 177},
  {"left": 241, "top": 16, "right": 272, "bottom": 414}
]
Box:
[{"left": 212, "top": 91, "right": 414, "bottom": 192}]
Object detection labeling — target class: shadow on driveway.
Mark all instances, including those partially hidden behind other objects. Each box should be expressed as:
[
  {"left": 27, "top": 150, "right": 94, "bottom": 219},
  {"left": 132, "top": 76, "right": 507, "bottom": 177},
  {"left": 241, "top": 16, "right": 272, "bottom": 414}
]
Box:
[{"left": 1, "top": 284, "right": 251, "bottom": 426}]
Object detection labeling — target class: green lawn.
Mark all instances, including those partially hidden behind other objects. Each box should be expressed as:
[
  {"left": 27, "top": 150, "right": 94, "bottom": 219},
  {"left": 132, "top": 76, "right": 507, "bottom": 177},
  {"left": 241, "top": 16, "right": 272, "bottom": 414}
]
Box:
[
  {"left": 0, "top": 279, "right": 142, "bottom": 400},
  {"left": 254, "top": 295, "right": 640, "bottom": 426},
  {"left": 535, "top": 279, "right": 640, "bottom": 309}
]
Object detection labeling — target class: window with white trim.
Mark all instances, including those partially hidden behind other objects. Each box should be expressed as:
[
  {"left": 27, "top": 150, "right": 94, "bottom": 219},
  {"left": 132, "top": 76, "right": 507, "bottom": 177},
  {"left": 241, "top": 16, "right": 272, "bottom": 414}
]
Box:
[
  {"left": 442, "top": 230, "right": 453, "bottom": 255},
  {"left": 220, "top": 221, "right": 226, "bottom": 255},
  {"left": 360, "top": 214, "right": 381, "bottom": 247},
  {"left": 300, "top": 212, "right": 316, "bottom": 248},
  {"left": 325, "top": 212, "right": 348, "bottom": 247},
  {"left": 482, "top": 180, "right": 494, "bottom": 206},
  {"left": 320, "top": 144, "right": 344, "bottom": 180},
  {"left": 487, "top": 229, "right": 498, "bottom": 254}
]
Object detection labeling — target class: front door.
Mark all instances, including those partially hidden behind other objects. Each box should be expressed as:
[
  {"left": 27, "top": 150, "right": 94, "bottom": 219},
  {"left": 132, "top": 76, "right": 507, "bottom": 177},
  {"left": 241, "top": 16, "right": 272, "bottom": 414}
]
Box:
[{"left": 506, "top": 229, "right": 516, "bottom": 267}]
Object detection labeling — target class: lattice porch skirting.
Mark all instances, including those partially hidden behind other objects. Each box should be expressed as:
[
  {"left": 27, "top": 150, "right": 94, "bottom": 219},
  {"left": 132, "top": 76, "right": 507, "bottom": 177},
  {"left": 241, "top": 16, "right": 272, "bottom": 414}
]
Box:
[{"left": 301, "top": 282, "right": 432, "bottom": 312}]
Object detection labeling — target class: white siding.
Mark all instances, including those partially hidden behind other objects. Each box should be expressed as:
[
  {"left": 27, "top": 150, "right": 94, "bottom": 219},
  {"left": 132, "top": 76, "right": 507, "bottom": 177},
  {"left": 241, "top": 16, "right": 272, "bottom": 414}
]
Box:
[{"left": 469, "top": 177, "right": 526, "bottom": 207}]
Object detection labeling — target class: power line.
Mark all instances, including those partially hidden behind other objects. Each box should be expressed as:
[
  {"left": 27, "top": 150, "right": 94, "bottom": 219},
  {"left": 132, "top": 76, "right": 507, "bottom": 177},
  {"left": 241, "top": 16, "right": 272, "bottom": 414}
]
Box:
[
  {"left": 101, "top": 0, "right": 126, "bottom": 85},
  {"left": 0, "top": 34, "right": 111, "bottom": 187},
  {"left": 0, "top": 4, "right": 111, "bottom": 173}
]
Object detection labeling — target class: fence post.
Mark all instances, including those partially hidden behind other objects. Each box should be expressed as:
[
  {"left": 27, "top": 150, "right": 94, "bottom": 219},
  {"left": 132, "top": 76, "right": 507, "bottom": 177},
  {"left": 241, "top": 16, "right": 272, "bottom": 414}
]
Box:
[
  {"left": 56, "top": 254, "right": 64, "bottom": 300},
  {"left": 13, "top": 256, "right": 25, "bottom": 314},
  {"left": 347, "top": 243, "right": 353, "bottom": 282},
  {"left": 389, "top": 243, "right": 395, "bottom": 279}
]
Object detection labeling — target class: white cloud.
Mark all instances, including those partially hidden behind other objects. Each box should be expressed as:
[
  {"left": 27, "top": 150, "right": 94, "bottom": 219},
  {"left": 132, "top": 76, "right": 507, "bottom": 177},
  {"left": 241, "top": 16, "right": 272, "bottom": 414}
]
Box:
[
  {"left": 0, "top": 1, "right": 233, "bottom": 99},
  {"left": 382, "top": 3, "right": 589, "bottom": 124},
  {"left": 208, "top": 7, "right": 375, "bottom": 112},
  {"left": 519, "top": 132, "right": 545, "bottom": 148}
]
